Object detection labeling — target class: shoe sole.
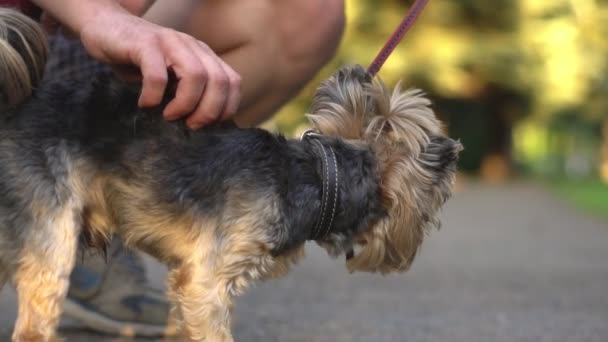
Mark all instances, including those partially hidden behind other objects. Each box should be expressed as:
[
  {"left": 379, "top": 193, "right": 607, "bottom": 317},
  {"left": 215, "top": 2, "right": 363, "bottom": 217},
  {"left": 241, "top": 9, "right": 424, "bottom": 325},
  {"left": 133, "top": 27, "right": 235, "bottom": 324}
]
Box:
[{"left": 63, "top": 298, "right": 178, "bottom": 337}]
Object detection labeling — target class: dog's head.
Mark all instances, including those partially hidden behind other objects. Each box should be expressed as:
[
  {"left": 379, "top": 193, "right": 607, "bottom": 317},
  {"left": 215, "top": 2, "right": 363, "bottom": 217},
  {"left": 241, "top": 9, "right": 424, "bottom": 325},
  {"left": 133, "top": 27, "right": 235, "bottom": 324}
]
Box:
[{"left": 307, "top": 65, "right": 462, "bottom": 274}]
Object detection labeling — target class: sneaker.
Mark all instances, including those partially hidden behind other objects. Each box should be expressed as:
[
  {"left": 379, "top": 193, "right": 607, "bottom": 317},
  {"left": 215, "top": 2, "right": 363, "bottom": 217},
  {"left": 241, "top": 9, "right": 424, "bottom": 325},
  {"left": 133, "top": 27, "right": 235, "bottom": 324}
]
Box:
[{"left": 64, "top": 239, "right": 177, "bottom": 337}]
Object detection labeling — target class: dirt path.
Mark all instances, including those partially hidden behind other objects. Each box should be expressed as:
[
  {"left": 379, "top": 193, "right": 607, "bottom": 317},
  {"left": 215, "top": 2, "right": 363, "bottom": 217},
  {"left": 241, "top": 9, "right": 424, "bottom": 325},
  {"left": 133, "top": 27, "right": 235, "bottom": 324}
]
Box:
[{"left": 1, "top": 183, "right": 607, "bottom": 341}]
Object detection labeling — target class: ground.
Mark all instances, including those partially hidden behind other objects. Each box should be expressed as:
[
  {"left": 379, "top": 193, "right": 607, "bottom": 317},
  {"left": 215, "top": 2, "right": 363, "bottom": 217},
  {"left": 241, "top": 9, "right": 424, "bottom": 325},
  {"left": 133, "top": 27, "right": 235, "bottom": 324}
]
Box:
[{"left": 1, "top": 183, "right": 607, "bottom": 341}]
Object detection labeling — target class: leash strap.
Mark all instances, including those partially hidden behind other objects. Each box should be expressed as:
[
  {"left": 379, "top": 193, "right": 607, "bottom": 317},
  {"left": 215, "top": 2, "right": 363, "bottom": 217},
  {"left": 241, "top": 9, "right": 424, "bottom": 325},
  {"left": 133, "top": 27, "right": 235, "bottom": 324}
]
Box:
[
  {"left": 302, "top": 131, "right": 339, "bottom": 241},
  {"left": 367, "top": 0, "right": 430, "bottom": 76},
  {"left": 300, "top": 1, "right": 429, "bottom": 238}
]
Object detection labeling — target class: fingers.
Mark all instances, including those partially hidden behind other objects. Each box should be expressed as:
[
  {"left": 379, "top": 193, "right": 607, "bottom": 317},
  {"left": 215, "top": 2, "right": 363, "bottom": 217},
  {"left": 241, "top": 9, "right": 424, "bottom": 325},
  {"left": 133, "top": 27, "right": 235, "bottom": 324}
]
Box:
[
  {"left": 217, "top": 56, "right": 242, "bottom": 120},
  {"left": 135, "top": 42, "right": 169, "bottom": 108},
  {"left": 82, "top": 12, "right": 242, "bottom": 130},
  {"left": 182, "top": 40, "right": 230, "bottom": 129},
  {"left": 178, "top": 37, "right": 241, "bottom": 129},
  {"left": 161, "top": 35, "right": 207, "bottom": 120},
  {"left": 149, "top": 31, "right": 242, "bottom": 129}
]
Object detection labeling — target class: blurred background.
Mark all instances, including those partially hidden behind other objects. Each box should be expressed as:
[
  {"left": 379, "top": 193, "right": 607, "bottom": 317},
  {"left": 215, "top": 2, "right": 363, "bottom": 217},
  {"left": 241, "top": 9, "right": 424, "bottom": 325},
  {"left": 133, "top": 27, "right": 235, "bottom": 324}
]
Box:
[
  {"left": 2, "top": 1, "right": 607, "bottom": 340},
  {"left": 267, "top": 0, "right": 608, "bottom": 219}
]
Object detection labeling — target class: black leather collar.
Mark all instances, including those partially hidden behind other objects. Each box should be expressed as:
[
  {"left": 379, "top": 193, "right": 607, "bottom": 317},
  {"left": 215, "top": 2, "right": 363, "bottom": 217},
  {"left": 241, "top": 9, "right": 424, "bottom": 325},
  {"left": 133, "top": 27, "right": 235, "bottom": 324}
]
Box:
[{"left": 301, "top": 130, "right": 339, "bottom": 241}]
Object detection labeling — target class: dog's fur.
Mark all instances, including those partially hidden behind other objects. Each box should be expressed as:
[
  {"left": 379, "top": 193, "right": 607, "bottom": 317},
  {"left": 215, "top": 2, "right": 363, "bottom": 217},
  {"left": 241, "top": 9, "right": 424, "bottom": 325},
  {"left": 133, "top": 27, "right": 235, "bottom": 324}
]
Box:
[{"left": 0, "top": 8, "right": 461, "bottom": 342}]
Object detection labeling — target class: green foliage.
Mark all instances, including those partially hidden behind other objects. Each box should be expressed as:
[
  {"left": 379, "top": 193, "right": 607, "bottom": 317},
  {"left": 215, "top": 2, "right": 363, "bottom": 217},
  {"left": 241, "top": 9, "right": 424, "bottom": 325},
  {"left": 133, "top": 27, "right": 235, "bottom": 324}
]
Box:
[
  {"left": 551, "top": 179, "right": 608, "bottom": 218},
  {"left": 270, "top": 0, "right": 608, "bottom": 181}
]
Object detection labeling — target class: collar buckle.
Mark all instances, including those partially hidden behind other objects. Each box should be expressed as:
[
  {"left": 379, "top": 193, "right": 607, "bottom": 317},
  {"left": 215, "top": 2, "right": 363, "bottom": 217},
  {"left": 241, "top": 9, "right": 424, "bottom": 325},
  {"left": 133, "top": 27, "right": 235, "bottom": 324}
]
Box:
[{"left": 300, "top": 129, "right": 321, "bottom": 141}]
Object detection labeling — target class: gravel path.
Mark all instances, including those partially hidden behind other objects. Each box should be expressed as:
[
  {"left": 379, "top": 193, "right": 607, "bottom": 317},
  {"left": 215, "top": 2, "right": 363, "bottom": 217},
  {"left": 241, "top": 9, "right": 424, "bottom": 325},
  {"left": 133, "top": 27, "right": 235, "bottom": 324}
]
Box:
[{"left": 1, "top": 183, "right": 607, "bottom": 341}]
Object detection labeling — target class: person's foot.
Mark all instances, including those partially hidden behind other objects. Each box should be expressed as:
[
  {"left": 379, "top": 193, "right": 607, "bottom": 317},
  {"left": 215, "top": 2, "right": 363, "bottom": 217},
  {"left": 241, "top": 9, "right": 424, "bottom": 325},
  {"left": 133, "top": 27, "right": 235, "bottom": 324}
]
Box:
[{"left": 64, "top": 239, "right": 177, "bottom": 337}]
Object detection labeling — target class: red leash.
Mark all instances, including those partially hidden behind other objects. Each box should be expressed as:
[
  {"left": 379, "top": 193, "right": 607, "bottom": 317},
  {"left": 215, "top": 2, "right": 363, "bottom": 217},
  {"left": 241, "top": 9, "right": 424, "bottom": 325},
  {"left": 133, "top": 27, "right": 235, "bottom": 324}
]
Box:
[{"left": 367, "top": 0, "right": 430, "bottom": 77}]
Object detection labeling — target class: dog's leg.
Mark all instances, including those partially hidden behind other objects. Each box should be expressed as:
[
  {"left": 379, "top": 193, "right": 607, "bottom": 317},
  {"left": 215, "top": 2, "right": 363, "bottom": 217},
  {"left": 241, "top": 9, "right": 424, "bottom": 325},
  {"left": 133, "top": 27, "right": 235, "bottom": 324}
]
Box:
[
  {"left": 166, "top": 270, "right": 184, "bottom": 337},
  {"left": 0, "top": 238, "right": 9, "bottom": 291},
  {"left": 169, "top": 261, "right": 236, "bottom": 342},
  {"left": 11, "top": 203, "right": 80, "bottom": 342},
  {"left": 168, "top": 234, "right": 273, "bottom": 342}
]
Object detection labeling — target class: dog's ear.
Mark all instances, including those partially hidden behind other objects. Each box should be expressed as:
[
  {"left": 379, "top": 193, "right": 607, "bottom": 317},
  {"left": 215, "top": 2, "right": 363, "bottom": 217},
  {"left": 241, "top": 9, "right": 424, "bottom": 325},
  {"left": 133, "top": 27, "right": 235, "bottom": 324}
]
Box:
[
  {"left": 307, "top": 66, "right": 441, "bottom": 149},
  {"left": 306, "top": 65, "right": 375, "bottom": 139}
]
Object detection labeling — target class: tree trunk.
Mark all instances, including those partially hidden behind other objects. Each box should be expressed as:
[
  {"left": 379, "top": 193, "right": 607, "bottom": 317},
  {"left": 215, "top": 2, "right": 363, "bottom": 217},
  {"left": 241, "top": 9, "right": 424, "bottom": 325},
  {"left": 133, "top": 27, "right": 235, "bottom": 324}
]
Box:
[{"left": 601, "top": 119, "right": 608, "bottom": 183}]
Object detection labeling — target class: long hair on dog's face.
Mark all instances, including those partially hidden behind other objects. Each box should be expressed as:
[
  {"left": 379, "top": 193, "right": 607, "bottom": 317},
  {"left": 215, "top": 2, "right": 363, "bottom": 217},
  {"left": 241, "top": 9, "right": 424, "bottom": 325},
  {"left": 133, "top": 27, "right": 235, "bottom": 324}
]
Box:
[{"left": 307, "top": 65, "right": 461, "bottom": 274}]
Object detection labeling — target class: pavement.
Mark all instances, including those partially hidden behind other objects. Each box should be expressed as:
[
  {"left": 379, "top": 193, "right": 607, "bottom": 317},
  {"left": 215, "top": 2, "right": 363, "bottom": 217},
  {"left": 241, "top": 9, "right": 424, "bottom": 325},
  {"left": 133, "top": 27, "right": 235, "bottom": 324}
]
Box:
[{"left": 1, "top": 182, "right": 607, "bottom": 341}]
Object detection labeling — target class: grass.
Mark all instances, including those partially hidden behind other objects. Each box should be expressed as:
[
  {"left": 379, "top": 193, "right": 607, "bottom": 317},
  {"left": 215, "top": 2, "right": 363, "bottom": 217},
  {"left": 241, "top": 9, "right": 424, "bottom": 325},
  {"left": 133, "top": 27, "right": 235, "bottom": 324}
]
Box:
[{"left": 551, "top": 179, "right": 608, "bottom": 219}]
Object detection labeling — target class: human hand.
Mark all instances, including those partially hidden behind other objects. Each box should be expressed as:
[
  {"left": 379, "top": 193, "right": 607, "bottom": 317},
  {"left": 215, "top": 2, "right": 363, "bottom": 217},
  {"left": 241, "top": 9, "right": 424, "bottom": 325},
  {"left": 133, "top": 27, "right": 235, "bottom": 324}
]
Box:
[{"left": 79, "top": 10, "right": 241, "bottom": 129}]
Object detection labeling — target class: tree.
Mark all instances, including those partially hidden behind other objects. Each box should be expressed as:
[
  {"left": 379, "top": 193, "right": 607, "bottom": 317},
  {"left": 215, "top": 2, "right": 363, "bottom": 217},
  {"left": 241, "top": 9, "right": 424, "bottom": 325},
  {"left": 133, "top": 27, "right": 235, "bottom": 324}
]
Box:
[{"left": 269, "top": 0, "right": 608, "bottom": 180}]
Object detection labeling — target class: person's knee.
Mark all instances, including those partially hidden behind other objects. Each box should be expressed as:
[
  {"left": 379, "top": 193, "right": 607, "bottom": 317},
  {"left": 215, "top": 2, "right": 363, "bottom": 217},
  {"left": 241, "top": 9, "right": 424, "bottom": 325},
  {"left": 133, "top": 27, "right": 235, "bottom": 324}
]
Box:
[
  {"left": 281, "top": 0, "right": 345, "bottom": 74},
  {"left": 302, "top": 1, "right": 345, "bottom": 61},
  {"left": 147, "top": 0, "right": 346, "bottom": 125},
  {"left": 319, "top": 1, "right": 347, "bottom": 57}
]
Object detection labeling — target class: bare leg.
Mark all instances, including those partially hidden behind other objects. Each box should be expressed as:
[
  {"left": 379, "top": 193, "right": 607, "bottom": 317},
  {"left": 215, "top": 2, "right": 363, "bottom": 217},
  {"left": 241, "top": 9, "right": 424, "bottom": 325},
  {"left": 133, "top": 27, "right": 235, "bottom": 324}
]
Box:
[
  {"left": 11, "top": 205, "right": 79, "bottom": 342},
  {"left": 145, "top": 0, "right": 346, "bottom": 126}
]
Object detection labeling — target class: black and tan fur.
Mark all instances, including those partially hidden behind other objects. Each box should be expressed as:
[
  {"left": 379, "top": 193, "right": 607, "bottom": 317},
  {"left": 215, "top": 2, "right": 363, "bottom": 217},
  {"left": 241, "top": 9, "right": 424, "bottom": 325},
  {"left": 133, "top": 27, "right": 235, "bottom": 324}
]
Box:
[{"left": 0, "top": 8, "right": 461, "bottom": 342}]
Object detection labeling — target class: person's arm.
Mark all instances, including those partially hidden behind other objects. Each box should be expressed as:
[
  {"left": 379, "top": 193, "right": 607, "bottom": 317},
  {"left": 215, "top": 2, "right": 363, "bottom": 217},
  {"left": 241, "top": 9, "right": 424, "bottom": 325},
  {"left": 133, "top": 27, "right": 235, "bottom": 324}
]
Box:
[
  {"left": 31, "top": 0, "right": 241, "bottom": 129},
  {"left": 33, "top": 0, "right": 125, "bottom": 32}
]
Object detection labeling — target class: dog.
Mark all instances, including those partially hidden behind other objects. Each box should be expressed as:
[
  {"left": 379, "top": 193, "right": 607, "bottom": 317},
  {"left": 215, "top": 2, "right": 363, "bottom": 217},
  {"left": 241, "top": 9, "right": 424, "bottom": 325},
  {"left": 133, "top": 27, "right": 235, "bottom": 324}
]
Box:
[{"left": 0, "top": 8, "right": 461, "bottom": 342}]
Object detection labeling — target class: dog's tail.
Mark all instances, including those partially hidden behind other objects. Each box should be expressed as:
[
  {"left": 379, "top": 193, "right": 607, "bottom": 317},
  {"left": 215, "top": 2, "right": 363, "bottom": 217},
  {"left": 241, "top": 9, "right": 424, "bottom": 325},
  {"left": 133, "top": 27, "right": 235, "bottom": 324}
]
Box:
[{"left": 0, "top": 7, "right": 48, "bottom": 111}]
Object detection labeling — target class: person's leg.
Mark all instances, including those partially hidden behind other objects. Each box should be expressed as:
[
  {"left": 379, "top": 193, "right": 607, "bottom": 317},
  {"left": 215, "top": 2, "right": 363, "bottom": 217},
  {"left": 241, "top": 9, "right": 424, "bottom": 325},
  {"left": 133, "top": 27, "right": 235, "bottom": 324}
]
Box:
[
  {"left": 64, "top": 239, "right": 176, "bottom": 337},
  {"left": 146, "top": 0, "right": 346, "bottom": 126},
  {"left": 52, "top": 0, "right": 345, "bottom": 336},
  {"left": 0, "top": 266, "right": 6, "bottom": 292}
]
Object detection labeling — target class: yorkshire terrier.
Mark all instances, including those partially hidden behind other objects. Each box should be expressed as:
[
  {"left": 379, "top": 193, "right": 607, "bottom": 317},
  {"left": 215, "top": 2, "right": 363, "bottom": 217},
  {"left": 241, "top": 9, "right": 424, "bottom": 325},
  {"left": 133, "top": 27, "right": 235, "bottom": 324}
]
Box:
[{"left": 0, "top": 8, "right": 461, "bottom": 342}]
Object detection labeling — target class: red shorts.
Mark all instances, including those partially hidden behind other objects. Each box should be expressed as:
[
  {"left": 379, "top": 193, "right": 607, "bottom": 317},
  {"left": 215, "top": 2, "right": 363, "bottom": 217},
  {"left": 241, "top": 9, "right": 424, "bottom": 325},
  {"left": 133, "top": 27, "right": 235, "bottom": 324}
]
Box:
[{"left": 0, "top": 0, "right": 41, "bottom": 19}]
